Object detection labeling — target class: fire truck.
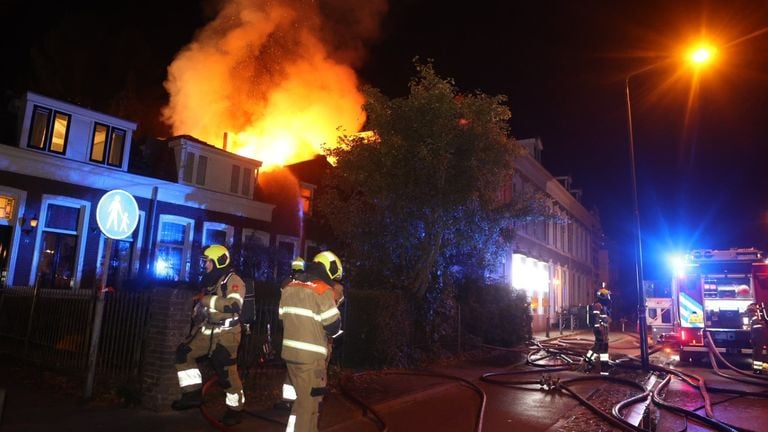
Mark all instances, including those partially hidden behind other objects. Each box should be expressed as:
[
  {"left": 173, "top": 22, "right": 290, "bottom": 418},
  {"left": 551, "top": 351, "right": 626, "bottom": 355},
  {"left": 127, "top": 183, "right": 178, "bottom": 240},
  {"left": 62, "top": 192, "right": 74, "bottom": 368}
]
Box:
[{"left": 671, "top": 248, "right": 768, "bottom": 363}]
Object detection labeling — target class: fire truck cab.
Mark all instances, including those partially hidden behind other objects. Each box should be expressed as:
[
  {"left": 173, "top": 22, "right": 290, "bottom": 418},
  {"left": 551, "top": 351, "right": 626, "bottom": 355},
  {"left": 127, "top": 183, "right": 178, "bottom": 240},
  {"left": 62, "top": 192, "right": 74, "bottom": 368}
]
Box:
[{"left": 674, "top": 248, "right": 768, "bottom": 363}]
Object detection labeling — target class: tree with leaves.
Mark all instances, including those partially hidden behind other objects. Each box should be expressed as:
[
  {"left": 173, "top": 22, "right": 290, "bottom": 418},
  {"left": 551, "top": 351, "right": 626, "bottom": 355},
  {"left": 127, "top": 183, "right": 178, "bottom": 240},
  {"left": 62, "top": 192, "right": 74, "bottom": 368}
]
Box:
[{"left": 319, "top": 60, "right": 546, "bottom": 302}]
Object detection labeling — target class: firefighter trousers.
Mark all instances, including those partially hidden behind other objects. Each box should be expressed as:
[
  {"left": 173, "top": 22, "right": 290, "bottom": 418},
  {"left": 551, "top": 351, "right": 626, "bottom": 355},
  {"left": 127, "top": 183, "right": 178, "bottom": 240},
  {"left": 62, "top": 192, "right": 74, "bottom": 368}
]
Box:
[
  {"left": 586, "top": 325, "right": 609, "bottom": 371},
  {"left": 285, "top": 357, "right": 327, "bottom": 432},
  {"left": 175, "top": 325, "right": 244, "bottom": 410}
]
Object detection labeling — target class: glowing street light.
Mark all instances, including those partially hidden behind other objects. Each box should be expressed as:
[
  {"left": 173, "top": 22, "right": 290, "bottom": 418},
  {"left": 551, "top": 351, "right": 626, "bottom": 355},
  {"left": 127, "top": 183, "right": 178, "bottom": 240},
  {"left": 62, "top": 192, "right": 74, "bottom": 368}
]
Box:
[
  {"left": 688, "top": 44, "right": 716, "bottom": 65},
  {"left": 625, "top": 41, "right": 715, "bottom": 371}
]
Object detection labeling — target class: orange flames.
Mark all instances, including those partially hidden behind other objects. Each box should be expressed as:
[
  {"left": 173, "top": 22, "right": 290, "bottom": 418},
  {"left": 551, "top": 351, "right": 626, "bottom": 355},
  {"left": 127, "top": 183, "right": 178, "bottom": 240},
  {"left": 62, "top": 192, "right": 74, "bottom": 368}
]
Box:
[{"left": 162, "top": 0, "right": 386, "bottom": 169}]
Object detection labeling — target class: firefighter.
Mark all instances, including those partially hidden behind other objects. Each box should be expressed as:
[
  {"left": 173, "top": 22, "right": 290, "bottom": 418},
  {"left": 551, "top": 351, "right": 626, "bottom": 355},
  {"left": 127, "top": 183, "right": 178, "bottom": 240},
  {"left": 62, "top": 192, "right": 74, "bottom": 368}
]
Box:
[
  {"left": 275, "top": 256, "right": 309, "bottom": 412},
  {"left": 279, "top": 251, "right": 343, "bottom": 432},
  {"left": 584, "top": 288, "right": 612, "bottom": 375},
  {"left": 747, "top": 302, "right": 767, "bottom": 374},
  {"left": 171, "top": 245, "right": 246, "bottom": 427}
]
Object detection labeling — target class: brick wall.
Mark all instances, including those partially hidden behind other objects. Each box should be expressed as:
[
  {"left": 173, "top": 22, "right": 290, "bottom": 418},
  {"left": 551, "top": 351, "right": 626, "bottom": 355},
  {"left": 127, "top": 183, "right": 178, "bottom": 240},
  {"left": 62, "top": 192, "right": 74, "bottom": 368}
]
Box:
[{"left": 141, "top": 286, "right": 194, "bottom": 411}]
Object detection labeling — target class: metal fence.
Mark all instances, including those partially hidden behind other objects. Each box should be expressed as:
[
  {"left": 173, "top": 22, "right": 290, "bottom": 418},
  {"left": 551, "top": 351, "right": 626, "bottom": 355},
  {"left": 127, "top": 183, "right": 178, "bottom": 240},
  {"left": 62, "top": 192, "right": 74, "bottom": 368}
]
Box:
[
  {"left": 0, "top": 285, "right": 282, "bottom": 394},
  {"left": 0, "top": 287, "right": 93, "bottom": 370},
  {"left": 0, "top": 287, "right": 152, "bottom": 385}
]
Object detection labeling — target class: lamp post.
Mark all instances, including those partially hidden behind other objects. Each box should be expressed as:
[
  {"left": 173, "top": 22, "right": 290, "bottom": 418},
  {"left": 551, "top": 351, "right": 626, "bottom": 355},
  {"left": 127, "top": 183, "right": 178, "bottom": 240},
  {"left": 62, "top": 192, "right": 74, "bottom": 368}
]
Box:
[
  {"left": 624, "top": 43, "right": 715, "bottom": 371},
  {"left": 625, "top": 73, "right": 650, "bottom": 371}
]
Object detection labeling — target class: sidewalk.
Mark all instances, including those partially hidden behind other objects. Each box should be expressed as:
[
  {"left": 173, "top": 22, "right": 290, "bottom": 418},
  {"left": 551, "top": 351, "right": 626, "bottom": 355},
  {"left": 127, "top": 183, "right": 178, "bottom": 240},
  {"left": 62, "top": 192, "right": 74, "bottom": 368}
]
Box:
[{"left": 0, "top": 328, "right": 625, "bottom": 432}]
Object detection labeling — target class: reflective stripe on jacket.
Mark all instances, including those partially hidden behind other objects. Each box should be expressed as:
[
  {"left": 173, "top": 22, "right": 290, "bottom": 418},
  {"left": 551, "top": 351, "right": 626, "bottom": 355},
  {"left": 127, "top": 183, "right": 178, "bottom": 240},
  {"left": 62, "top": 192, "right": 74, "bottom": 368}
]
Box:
[
  {"left": 203, "top": 270, "right": 245, "bottom": 325},
  {"left": 279, "top": 279, "right": 340, "bottom": 363}
]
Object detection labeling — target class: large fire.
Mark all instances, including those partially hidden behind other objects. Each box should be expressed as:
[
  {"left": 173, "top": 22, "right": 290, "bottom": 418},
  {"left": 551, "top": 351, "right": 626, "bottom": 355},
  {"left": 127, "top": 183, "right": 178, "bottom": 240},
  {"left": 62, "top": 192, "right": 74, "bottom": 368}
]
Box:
[{"left": 162, "top": 0, "right": 386, "bottom": 169}]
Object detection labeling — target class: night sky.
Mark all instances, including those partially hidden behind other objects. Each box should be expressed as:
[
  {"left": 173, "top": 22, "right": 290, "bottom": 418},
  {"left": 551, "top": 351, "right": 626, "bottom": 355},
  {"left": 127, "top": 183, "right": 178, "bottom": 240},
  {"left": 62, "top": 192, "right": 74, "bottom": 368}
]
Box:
[{"left": 3, "top": 0, "right": 768, "bottom": 293}]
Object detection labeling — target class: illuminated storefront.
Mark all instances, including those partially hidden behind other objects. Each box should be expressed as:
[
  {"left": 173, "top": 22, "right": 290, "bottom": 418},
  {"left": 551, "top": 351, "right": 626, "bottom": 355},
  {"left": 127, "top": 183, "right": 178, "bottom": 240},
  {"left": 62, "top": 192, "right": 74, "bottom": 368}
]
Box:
[{"left": 511, "top": 253, "right": 550, "bottom": 315}]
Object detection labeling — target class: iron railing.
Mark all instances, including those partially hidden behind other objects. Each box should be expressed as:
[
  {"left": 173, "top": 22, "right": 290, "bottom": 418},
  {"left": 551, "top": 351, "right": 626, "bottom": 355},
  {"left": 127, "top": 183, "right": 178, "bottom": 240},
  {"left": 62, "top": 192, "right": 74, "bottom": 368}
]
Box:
[{"left": 0, "top": 286, "right": 283, "bottom": 394}]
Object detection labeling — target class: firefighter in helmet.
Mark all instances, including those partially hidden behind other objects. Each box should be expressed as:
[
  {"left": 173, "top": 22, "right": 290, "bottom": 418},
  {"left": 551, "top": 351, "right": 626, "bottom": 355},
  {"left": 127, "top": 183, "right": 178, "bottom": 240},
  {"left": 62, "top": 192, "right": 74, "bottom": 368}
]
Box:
[
  {"left": 275, "top": 256, "right": 309, "bottom": 412},
  {"left": 279, "top": 251, "right": 343, "bottom": 432},
  {"left": 276, "top": 256, "right": 346, "bottom": 413},
  {"left": 747, "top": 302, "right": 768, "bottom": 374},
  {"left": 171, "top": 245, "right": 246, "bottom": 426},
  {"left": 584, "top": 287, "right": 612, "bottom": 375}
]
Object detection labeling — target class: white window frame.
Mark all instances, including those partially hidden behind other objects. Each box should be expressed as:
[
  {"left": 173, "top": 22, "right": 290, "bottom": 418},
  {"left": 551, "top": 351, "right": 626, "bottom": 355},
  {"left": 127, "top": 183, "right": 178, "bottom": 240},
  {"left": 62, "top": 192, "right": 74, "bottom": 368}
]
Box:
[
  {"left": 0, "top": 187, "right": 28, "bottom": 287},
  {"left": 276, "top": 234, "right": 299, "bottom": 258},
  {"left": 202, "top": 221, "right": 234, "bottom": 247},
  {"left": 29, "top": 195, "right": 90, "bottom": 290},
  {"left": 155, "top": 214, "right": 194, "bottom": 281},
  {"left": 242, "top": 228, "right": 269, "bottom": 247}
]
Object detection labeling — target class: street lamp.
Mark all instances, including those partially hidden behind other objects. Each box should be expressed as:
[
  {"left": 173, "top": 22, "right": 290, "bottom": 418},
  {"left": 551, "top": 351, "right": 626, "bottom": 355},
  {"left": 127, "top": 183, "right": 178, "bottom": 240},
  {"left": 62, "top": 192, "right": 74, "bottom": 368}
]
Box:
[{"left": 625, "top": 43, "right": 715, "bottom": 371}]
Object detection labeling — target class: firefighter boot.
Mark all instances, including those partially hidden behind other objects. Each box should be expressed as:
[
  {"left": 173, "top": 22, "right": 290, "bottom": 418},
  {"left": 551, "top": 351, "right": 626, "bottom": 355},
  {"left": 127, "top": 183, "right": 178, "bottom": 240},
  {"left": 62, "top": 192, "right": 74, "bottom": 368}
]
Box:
[
  {"left": 171, "top": 389, "right": 203, "bottom": 410},
  {"left": 222, "top": 408, "right": 243, "bottom": 426}
]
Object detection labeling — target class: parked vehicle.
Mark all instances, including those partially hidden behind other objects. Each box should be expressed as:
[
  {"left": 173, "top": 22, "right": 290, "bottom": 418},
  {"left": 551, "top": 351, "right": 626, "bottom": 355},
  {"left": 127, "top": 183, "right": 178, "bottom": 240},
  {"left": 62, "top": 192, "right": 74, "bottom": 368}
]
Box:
[{"left": 670, "top": 248, "right": 768, "bottom": 363}]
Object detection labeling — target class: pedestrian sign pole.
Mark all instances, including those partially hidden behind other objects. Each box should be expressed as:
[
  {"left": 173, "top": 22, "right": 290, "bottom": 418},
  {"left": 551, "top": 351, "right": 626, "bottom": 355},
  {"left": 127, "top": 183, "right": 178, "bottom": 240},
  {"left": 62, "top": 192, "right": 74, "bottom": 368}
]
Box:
[{"left": 84, "top": 189, "right": 139, "bottom": 398}]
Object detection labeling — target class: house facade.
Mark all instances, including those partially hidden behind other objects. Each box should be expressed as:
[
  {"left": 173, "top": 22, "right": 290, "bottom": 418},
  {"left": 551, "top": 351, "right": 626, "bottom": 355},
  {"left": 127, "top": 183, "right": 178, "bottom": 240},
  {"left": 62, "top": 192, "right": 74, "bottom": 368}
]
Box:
[
  {"left": 0, "top": 92, "right": 281, "bottom": 290},
  {"left": 504, "top": 138, "right": 608, "bottom": 332}
]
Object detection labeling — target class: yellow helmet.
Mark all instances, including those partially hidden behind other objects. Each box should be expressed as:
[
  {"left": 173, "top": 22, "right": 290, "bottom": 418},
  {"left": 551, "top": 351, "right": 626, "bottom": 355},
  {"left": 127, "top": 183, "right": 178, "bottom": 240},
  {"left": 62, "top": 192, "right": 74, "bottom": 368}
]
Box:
[
  {"left": 597, "top": 288, "right": 611, "bottom": 300},
  {"left": 313, "top": 251, "right": 343, "bottom": 281},
  {"left": 203, "top": 244, "right": 230, "bottom": 269},
  {"left": 291, "top": 256, "right": 306, "bottom": 271}
]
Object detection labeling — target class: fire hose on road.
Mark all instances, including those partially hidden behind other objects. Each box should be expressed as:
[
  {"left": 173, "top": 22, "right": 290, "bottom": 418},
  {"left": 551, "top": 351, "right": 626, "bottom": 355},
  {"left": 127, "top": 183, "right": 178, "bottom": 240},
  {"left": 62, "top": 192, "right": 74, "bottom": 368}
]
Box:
[{"left": 193, "top": 332, "right": 768, "bottom": 432}]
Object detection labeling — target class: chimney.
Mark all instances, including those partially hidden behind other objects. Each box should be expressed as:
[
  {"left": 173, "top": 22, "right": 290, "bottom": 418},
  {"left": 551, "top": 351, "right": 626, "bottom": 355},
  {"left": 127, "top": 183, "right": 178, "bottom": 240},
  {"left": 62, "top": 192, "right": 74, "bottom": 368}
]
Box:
[{"left": 222, "top": 132, "right": 228, "bottom": 151}]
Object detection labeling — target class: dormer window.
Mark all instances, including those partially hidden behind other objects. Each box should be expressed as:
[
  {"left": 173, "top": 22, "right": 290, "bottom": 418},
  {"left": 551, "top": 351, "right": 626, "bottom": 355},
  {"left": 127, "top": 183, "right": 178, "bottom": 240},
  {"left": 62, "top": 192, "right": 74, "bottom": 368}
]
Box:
[
  {"left": 28, "top": 105, "right": 70, "bottom": 155},
  {"left": 90, "top": 122, "right": 126, "bottom": 167}
]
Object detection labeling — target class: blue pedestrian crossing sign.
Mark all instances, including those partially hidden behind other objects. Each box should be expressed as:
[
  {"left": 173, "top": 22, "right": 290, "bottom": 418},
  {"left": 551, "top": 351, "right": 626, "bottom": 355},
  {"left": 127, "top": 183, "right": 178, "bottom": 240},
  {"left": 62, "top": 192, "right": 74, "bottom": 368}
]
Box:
[{"left": 96, "top": 189, "right": 139, "bottom": 240}]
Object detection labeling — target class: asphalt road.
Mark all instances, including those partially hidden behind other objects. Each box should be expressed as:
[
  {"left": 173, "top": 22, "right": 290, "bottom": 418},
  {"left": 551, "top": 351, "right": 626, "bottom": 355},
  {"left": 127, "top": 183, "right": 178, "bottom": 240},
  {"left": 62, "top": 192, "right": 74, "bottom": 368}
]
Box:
[{"left": 3, "top": 331, "right": 766, "bottom": 432}]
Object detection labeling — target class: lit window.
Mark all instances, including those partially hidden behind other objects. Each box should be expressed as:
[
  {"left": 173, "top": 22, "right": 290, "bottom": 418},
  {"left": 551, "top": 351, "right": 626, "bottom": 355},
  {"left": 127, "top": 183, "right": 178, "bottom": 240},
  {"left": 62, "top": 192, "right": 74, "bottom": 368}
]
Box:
[
  {"left": 27, "top": 105, "right": 70, "bottom": 154},
  {"left": 300, "top": 184, "right": 314, "bottom": 215},
  {"left": 29, "top": 107, "right": 50, "bottom": 149},
  {"left": 91, "top": 124, "right": 108, "bottom": 162},
  {"left": 108, "top": 128, "right": 125, "bottom": 166},
  {"left": 50, "top": 112, "right": 69, "bottom": 153},
  {"left": 155, "top": 215, "right": 193, "bottom": 281},
  {"left": 90, "top": 123, "right": 125, "bottom": 167},
  {"left": 0, "top": 195, "right": 14, "bottom": 220}
]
